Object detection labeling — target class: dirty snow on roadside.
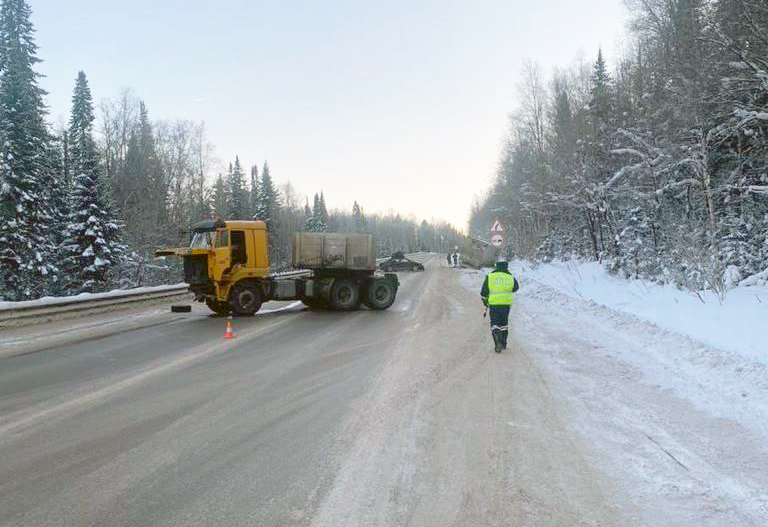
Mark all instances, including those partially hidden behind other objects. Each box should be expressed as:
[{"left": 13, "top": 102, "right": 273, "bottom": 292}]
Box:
[{"left": 460, "top": 266, "right": 768, "bottom": 526}]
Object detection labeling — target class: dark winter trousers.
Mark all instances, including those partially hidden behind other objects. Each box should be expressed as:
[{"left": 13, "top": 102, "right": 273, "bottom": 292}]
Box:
[{"left": 489, "top": 305, "right": 510, "bottom": 349}]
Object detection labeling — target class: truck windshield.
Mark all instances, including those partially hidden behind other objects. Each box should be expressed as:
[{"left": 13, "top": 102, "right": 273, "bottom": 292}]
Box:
[{"left": 189, "top": 231, "right": 214, "bottom": 249}]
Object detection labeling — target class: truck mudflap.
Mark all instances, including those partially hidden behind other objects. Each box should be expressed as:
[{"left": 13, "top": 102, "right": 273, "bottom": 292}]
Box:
[
  {"left": 384, "top": 272, "right": 399, "bottom": 289},
  {"left": 363, "top": 273, "right": 399, "bottom": 310}
]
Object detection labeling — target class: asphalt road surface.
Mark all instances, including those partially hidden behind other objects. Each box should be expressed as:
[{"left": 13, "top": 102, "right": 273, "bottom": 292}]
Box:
[
  {"left": 0, "top": 258, "right": 436, "bottom": 527},
  {"left": 1, "top": 254, "right": 766, "bottom": 527}
]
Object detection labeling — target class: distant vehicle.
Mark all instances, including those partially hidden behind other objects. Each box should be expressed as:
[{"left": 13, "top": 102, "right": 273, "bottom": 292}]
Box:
[
  {"left": 461, "top": 236, "right": 497, "bottom": 269},
  {"left": 378, "top": 251, "right": 425, "bottom": 272},
  {"left": 156, "top": 220, "right": 399, "bottom": 314}
]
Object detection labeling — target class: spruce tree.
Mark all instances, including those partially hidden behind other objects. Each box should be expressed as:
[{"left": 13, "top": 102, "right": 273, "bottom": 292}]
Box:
[
  {"left": 58, "top": 71, "right": 124, "bottom": 294},
  {"left": 137, "top": 102, "right": 165, "bottom": 237},
  {"left": 0, "top": 0, "right": 57, "bottom": 300},
  {"left": 226, "top": 156, "right": 245, "bottom": 219},
  {"left": 310, "top": 193, "right": 327, "bottom": 232},
  {"left": 258, "top": 161, "right": 281, "bottom": 231},
  {"left": 68, "top": 73, "right": 99, "bottom": 173},
  {"left": 303, "top": 198, "right": 314, "bottom": 230},
  {"left": 352, "top": 200, "right": 366, "bottom": 232},
  {"left": 212, "top": 174, "right": 228, "bottom": 217},
  {"left": 249, "top": 164, "right": 260, "bottom": 219},
  {"left": 45, "top": 133, "right": 69, "bottom": 252},
  {"left": 113, "top": 101, "right": 162, "bottom": 248}
]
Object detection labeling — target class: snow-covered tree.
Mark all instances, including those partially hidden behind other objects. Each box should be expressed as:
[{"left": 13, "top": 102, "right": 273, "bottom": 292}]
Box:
[
  {"left": 469, "top": 1, "right": 768, "bottom": 289},
  {"left": 256, "top": 161, "right": 281, "bottom": 229},
  {"left": 0, "top": 0, "right": 57, "bottom": 300},
  {"left": 58, "top": 71, "right": 123, "bottom": 294},
  {"left": 212, "top": 174, "right": 228, "bottom": 217},
  {"left": 249, "top": 164, "right": 259, "bottom": 219},
  {"left": 226, "top": 156, "right": 246, "bottom": 219},
  {"left": 305, "top": 192, "right": 328, "bottom": 232},
  {"left": 352, "top": 200, "right": 366, "bottom": 232}
]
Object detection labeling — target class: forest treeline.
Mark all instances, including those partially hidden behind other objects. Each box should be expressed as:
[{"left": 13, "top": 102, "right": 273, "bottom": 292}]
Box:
[
  {"left": 470, "top": 0, "right": 767, "bottom": 293},
  {"left": 0, "top": 0, "right": 461, "bottom": 301}
]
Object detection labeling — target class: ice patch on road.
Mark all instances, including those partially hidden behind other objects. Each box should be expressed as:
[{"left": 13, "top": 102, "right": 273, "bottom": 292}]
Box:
[{"left": 259, "top": 301, "right": 303, "bottom": 314}]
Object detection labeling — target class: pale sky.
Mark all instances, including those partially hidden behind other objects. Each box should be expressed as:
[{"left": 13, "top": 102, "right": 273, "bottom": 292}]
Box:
[{"left": 32, "top": 0, "right": 629, "bottom": 231}]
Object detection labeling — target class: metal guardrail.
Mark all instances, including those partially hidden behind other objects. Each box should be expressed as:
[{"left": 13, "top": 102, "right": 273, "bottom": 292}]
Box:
[
  {"left": 0, "top": 257, "right": 428, "bottom": 328},
  {"left": 0, "top": 284, "right": 191, "bottom": 327}
]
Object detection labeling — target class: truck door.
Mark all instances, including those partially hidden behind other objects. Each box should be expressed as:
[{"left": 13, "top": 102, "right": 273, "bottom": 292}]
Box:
[{"left": 212, "top": 229, "right": 231, "bottom": 281}]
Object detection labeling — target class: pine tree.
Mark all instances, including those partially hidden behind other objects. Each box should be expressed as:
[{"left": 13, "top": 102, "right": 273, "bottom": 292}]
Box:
[
  {"left": 226, "top": 156, "right": 245, "bottom": 219},
  {"left": 249, "top": 164, "right": 260, "bottom": 219},
  {"left": 352, "top": 200, "right": 366, "bottom": 232},
  {"left": 58, "top": 71, "right": 124, "bottom": 293},
  {"left": 317, "top": 191, "right": 329, "bottom": 228},
  {"left": 0, "top": 0, "right": 57, "bottom": 300},
  {"left": 137, "top": 102, "right": 165, "bottom": 237},
  {"left": 212, "top": 174, "right": 228, "bottom": 217},
  {"left": 309, "top": 192, "right": 327, "bottom": 232},
  {"left": 303, "top": 198, "right": 314, "bottom": 230},
  {"left": 258, "top": 161, "right": 281, "bottom": 231},
  {"left": 45, "top": 132, "right": 69, "bottom": 250},
  {"left": 112, "top": 101, "right": 163, "bottom": 248},
  {"left": 589, "top": 49, "right": 614, "bottom": 131}
]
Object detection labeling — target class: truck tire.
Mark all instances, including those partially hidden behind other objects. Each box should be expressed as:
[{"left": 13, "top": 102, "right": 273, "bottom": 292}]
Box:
[
  {"left": 364, "top": 277, "right": 396, "bottom": 310},
  {"left": 328, "top": 278, "right": 360, "bottom": 311},
  {"left": 205, "top": 298, "right": 230, "bottom": 316},
  {"left": 230, "top": 282, "right": 263, "bottom": 315}
]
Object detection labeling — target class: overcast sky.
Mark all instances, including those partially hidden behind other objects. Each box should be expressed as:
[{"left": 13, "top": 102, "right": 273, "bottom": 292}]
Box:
[{"left": 32, "top": 0, "right": 628, "bottom": 231}]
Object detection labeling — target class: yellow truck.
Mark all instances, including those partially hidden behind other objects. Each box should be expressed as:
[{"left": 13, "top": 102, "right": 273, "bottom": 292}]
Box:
[{"left": 156, "top": 219, "right": 399, "bottom": 315}]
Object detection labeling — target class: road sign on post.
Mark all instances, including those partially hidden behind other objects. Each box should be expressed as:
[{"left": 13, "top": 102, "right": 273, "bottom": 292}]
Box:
[{"left": 490, "top": 220, "right": 504, "bottom": 247}]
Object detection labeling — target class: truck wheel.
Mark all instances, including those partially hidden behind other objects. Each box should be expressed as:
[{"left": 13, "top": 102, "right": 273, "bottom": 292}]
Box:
[
  {"left": 205, "top": 298, "right": 230, "bottom": 316},
  {"left": 365, "top": 278, "right": 396, "bottom": 310},
  {"left": 230, "top": 283, "right": 263, "bottom": 315},
  {"left": 329, "top": 279, "right": 360, "bottom": 311}
]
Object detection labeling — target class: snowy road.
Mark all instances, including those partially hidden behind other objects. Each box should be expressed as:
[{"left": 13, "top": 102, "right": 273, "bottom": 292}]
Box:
[{"left": 1, "top": 255, "right": 766, "bottom": 526}]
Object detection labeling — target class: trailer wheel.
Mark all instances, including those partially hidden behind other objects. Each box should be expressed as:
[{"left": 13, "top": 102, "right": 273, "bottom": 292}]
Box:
[
  {"left": 205, "top": 298, "right": 230, "bottom": 316},
  {"left": 365, "top": 278, "right": 397, "bottom": 310},
  {"left": 230, "top": 282, "right": 263, "bottom": 315},
  {"left": 329, "top": 278, "right": 360, "bottom": 311}
]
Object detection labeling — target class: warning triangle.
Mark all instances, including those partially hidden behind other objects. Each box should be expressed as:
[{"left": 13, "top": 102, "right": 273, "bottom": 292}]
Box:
[{"left": 491, "top": 220, "right": 503, "bottom": 232}]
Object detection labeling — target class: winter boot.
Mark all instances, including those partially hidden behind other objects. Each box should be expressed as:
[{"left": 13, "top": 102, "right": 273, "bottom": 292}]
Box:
[{"left": 492, "top": 330, "right": 503, "bottom": 353}]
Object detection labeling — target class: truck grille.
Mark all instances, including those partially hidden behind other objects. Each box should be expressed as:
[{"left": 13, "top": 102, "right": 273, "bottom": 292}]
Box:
[{"left": 183, "top": 255, "right": 208, "bottom": 285}]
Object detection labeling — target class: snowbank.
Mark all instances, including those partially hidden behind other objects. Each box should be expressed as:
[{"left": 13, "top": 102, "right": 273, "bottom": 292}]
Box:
[
  {"left": 509, "top": 260, "right": 768, "bottom": 364},
  {"left": 0, "top": 283, "right": 188, "bottom": 310}
]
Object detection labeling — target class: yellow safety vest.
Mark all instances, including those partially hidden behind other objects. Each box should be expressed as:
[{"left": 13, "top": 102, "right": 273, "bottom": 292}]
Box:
[{"left": 487, "top": 271, "right": 515, "bottom": 306}]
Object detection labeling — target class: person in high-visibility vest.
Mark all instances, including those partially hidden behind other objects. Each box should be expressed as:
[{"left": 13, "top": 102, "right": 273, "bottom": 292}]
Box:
[{"left": 480, "top": 260, "right": 519, "bottom": 352}]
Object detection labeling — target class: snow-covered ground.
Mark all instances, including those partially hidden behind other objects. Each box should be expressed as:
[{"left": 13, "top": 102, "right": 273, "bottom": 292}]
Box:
[
  {"left": 309, "top": 257, "right": 767, "bottom": 526},
  {"left": 460, "top": 265, "right": 768, "bottom": 525},
  {"left": 508, "top": 260, "right": 768, "bottom": 365}
]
